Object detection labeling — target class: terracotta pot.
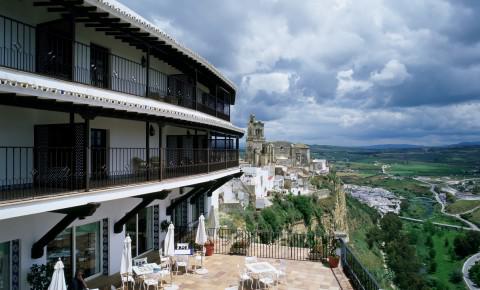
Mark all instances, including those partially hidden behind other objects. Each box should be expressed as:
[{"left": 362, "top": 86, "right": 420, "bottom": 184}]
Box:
[
  {"left": 328, "top": 256, "right": 340, "bottom": 268},
  {"left": 205, "top": 244, "right": 214, "bottom": 256}
]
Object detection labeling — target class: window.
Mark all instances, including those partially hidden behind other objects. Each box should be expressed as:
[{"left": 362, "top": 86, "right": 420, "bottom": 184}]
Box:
[
  {"left": 126, "top": 207, "right": 154, "bottom": 257},
  {"left": 76, "top": 222, "right": 101, "bottom": 277},
  {"left": 0, "top": 242, "right": 10, "bottom": 290},
  {"left": 191, "top": 193, "right": 205, "bottom": 222},
  {"left": 46, "top": 221, "right": 102, "bottom": 280},
  {"left": 47, "top": 228, "right": 72, "bottom": 281}
]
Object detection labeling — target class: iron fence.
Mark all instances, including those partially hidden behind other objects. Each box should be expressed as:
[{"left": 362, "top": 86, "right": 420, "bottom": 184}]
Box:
[
  {"left": 172, "top": 227, "right": 331, "bottom": 262},
  {"left": 340, "top": 239, "right": 381, "bottom": 290},
  {"left": 0, "top": 146, "right": 239, "bottom": 203}
]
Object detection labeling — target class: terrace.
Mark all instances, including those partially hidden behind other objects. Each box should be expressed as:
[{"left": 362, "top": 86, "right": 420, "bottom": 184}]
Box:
[
  {"left": 86, "top": 228, "right": 378, "bottom": 290},
  {"left": 89, "top": 254, "right": 353, "bottom": 290}
]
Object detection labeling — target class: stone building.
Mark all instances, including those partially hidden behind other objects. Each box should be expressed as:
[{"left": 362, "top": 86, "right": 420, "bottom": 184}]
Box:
[{"left": 245, "top": 114, "right": 310, "bottom": 167}]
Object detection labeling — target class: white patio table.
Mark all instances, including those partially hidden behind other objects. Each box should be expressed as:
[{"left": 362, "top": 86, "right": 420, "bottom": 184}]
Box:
[
  {"left": 132, "top": 263, "right": 159, "bottom": 276},
  {"left": 245, "top": 262, "right": 277, "bottom": 275}
]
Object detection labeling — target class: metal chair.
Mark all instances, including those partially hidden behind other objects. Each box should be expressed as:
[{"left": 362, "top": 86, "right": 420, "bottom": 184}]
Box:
[
  {"left": 175, "top": 255, "right": 189, "bottom": 275},
  {"left": 176, "top": 243, "right": 189, "bottom": 250},
  {"left": 120, "top": 273, "right": 135, "bottom": 290},
  {"left": 133, "top": 257, "right": 148, "bottom": 266},
  {"left": 245, "top": 256, "right": 257, "bottom": 264},
  {"left": 143, "top": 278, "right": 159, "bottom": 290},
  {"left": 237, "top": 264, "right": 253, "bottom": 290}
]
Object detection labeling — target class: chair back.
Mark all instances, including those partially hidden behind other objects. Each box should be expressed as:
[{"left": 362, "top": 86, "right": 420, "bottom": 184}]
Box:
[
  {"left": 245, "top": 256, "right": 257, "bottom": 264},
  {"left": 176, "top": 243, "right": 189, "bottom": 250},
  {"left": 133, "top": 257, "right": 148, "bottom": 266},
  {"left": 176, "top": 255, "right": 189, "bottom": 263},
  {"left": 161, "top": 258, "right": 171, "bottom": 270}
]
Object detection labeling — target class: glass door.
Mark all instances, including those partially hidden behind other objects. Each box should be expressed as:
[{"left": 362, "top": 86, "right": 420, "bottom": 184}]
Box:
[
  {"left": 75, "top": 222, "right": 101, "bottom": 278},
  {"left": 126, "top": 207, "right": 154, "bottom": 257},
  {"left": 46, "top": 228, "right": 72, "bottom": 282}
]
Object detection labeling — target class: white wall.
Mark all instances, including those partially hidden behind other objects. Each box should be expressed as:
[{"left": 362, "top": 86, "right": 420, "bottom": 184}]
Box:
[{"left": 0, "top": 189, "right": 184, "bottom": 290}]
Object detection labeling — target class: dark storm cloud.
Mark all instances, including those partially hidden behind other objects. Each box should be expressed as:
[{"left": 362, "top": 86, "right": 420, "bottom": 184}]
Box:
[{"left": 122, "top": 0, "right": 480, "bottom": 145}]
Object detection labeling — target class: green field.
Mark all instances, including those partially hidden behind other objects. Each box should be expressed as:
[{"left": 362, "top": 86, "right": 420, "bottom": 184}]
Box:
[
  {"left": 403, "top": 222, "right": 467, "bottom": 289},
  {"left": 447, "top": 200, "right": 480, "bottom": 214},
  {"left": 311, "top": 145, "right": 480, "bottom": 177},
  {"left": 462, "top": 208, "right": 480, "bottom": 227}
]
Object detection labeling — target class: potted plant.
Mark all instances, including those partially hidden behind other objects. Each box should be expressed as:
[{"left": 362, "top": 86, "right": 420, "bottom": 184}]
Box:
[
  {"left": 204, "top": 239, "right": 215, "bottom": 256},
  {"left": 328, "top": 239, "right": 340, "bottom": 268},
  {"left": 309, "top": 243, "right": 324, "bottom": 261},
  {"left": 27, "top": 264, "right": 54, "bottom": 290},
  {"left": 160, "top": 220, "right": 170, "bottom": 233},
  {"left": 230, "top": 239, "right": 249, "bottom": 256}
]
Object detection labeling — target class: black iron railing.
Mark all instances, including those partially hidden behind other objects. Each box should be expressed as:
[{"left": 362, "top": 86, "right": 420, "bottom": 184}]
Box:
[
  {"left": 340, "top": 239, "right": 381, "bottom": 290},
  {"left": 172, "top": 227, "right": 331, "bottom": 262},
  {"left": 0, "top": 14, "right": 231, "bottom": 122},
  {"left": 0, "top": 146, "right": 239, "bottom": 203}
]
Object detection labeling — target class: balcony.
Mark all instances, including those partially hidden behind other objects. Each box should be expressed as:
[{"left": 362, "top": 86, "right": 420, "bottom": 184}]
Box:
[
  {"left": 0, "top": 14, "right": 232, "bottom": 121},
  {"left": 0, "top": 147, "right": 239, "bottom": 204}
]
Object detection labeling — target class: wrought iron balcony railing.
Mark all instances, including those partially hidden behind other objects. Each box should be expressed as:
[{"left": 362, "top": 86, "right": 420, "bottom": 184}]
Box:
[
  {"left": 0, "top": 14, "right": 231, "bottom": 121},
  {"left": 0, "top": 146, "right": 239, "bottom": 203}
]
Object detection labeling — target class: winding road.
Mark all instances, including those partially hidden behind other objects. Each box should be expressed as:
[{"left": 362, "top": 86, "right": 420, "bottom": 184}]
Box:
[
  {"left": 414, "top": 178, "right": 479, "bottom": 231},
  {"left": 463, "top": 253, "right": 480, "bottom": 290},
  {"left": 415, "top": 178, "right": 480, "bottom": 289}
]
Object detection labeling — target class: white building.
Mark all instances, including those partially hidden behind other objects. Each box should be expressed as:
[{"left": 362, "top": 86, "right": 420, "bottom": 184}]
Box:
[
  {"left": 311, "top": 159, "right": 329, "bottom": 175},
  {"left": 240, "top": 165, "right": 274, "bottom": 198},
  {"left": 0, "top": 1, "right": 243, "bottom": 289}
]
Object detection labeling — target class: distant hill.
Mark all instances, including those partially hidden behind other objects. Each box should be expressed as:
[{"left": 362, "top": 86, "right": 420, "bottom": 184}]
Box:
[
  {"left": 309, "top": 142, "right": 480, "bottom": 150},
  {"left": 360, "top": 144, "right": 424, "bottom": 150},
  {"left": 444, "top": 141, "right": 480, "bottom": 148}
]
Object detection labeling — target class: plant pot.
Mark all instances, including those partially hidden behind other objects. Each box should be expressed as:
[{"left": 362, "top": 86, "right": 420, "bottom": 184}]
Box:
[
  {"left": 328, "top": 256, "right": 340, "bottom": 268},
  {"left": 205, "top": 244, "right": 214, "bottom": 256}
]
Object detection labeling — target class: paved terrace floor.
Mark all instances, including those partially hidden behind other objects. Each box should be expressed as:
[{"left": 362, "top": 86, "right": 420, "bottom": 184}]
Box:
[{"left": 89, "top": 252, "right": 353, "bottom": 290}]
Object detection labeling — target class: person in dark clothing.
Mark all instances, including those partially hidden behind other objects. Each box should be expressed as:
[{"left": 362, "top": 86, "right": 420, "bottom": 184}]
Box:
[{"left": 68, "top": 269, "right": 88, "bottom": 290}]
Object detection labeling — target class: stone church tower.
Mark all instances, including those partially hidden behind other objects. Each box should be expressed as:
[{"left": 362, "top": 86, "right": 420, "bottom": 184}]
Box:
[{"left": 245, "top": 114, "right": 266, "bottom": 165}]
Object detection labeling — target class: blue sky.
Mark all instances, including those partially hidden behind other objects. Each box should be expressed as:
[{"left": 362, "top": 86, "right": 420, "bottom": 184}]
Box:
[{"left": 122, "top": 0, "right": 480, "bottom": 146}]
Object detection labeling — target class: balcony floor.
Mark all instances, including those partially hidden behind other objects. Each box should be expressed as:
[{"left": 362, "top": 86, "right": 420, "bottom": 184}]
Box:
[{"left": 88, "top": 252, "right": 353, "bottom": 290}]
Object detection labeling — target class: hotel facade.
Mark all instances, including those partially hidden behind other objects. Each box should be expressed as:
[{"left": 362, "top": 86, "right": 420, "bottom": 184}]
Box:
[{"left": 0, "top": 0, "right": 242, "bottom": 289}]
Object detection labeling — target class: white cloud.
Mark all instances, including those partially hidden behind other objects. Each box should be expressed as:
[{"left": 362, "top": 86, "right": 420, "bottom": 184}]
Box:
[
  {"left": 335, "top": 69, "right": 372, "bottom": 98},
  {"left": 370, "top": 59, "right": 410, "bottom": 86},
  {"left": 241, "top": 72, "right": 291, "bottom": 96}
]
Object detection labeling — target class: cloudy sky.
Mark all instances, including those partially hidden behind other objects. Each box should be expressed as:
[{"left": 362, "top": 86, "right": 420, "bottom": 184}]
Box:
[{"left": 123, "top": 0, "right": 480, "bottom": 146}]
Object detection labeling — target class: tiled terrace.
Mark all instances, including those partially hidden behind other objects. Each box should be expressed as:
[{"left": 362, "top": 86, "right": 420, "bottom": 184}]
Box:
[{"left": 89, "top": 252, "right": 353, "bottom": 290}]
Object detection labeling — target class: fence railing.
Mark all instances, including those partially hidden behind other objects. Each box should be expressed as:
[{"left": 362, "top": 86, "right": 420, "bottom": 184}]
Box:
[
  {"left": 340, "top": 239, "right": 381, "bottom": 290},
  {"left": 0, "top": 14, "right": 231, "bottom": 122},
  {"left": 172, "top": 227, "right": 331, "bottom": 262},
  {"left": 0, "top": 146, "right": 239, "bottom": 203}
]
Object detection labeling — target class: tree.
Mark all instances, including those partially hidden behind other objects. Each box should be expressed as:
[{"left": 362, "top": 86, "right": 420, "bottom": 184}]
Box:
[
  {"left": 469, "top": 261, "right": 480, "bottom": 287},
  {"left": 454, "top": 231, "right": 480, "bottom": 258},
  {"left": 380, "top": 213, "right": 402, "bottom": 243}
]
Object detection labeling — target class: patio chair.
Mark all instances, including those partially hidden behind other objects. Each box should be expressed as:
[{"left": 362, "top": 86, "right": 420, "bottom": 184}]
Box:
[
  {"left": 258, "top": 272, "right": 277, "bottom": 290},
  {"left": 274, "top": 260, "right": 287, "bottom": 284},
  {"left": 159, "top": 259, "right": 172, "bottom": 287},
  {"left": 237, "top": 264, "right": 253, "bottom": 290},
  {"left": 133, "top": 257, "right": 148, "bottom": 266},
  {"left": 176, "top": 243, "right": 189, "bottom": 250},
  {"left": 143, "top": 278, "right": 159, "bottom": 290},
  {"left": 245, "top": 256, "right": 257, "bottom": 264},
  {"left": 120, "top": 273, "right": 135, "bottom": 290},
  {"left": 159, "top": 249, "right": 169, "bottom": 263},
  {"left": 175, "top": 255, "right": 189, "bottom": 275}
]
